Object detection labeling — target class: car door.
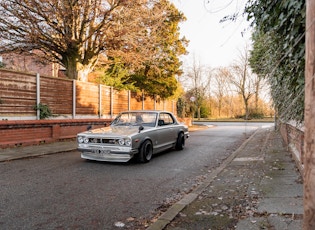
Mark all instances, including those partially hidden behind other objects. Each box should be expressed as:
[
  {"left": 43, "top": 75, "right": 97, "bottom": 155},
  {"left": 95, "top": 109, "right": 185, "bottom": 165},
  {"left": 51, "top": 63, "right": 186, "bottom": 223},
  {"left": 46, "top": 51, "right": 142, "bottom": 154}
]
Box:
[{"left": 155, "top": 112, "right": 177, "bottom": 151}]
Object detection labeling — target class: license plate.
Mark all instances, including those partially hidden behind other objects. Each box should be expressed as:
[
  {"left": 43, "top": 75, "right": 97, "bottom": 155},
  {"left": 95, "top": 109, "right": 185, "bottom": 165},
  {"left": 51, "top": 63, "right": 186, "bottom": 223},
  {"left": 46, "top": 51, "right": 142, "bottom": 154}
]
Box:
[{"left": 92, "top": 149, "right": 110, "bottom": 155}]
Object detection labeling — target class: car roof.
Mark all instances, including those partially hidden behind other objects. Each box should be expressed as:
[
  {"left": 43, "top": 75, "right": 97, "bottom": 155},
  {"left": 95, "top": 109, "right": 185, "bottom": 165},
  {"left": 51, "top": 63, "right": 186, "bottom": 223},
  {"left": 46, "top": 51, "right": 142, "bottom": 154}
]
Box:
[{"left": 120, "top": 110, "right": 172, "bottom": 113}]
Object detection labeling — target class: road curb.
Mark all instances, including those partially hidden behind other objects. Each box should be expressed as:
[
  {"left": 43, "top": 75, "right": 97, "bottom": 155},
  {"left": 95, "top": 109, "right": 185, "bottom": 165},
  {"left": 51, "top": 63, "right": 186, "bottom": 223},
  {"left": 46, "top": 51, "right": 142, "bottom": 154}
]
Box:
[{"left": 147, "top": 128, "right": 261, "bottom": 230}]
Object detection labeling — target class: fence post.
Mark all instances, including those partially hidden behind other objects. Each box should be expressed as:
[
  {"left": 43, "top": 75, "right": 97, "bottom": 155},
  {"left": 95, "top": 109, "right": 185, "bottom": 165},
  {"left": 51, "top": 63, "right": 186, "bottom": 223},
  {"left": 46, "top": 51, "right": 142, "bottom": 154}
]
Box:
[
  {"left": 36, "top": 73, "right": 40, "bottom": 120},
  {"left": 99, "top": 84, "right": 102, "bottom": 118},
  {"left": 128, "top": 90, "right": 131, "bottom": 111},
  {"left": 110, "top": 86, "right": 113, "bottom": 118},
  {"left": 73, "top": 80, "right": 76, "bottom": 119},
  {"left": 142, "top": 90, "right": 144, "bottom": 110},
  {"left": 154, "top": 95, "right": 156, "bottom": 110}
]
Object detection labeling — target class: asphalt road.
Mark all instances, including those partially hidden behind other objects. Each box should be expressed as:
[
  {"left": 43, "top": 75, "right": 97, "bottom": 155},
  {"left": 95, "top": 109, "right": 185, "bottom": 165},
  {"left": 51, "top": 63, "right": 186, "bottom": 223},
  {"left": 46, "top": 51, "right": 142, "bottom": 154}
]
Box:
[{"left": 0, "top": 122, "right": 273, "bottom": 229}]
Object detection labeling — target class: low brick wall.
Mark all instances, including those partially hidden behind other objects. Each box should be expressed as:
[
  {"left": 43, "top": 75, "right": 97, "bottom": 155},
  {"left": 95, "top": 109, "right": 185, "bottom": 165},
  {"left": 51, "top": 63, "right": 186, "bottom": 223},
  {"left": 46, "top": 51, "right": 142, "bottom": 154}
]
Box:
[
  {"left": 0, "top": 119, "right": 112, "bottom": 148},
  {"left": 279, "top": 122, "right": 304, "bottom": 172}
]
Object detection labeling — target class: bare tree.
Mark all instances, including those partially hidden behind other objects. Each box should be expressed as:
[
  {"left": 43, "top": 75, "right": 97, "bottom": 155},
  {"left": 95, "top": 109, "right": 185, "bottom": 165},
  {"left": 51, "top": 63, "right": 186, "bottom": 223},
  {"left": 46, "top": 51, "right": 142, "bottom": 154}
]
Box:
[
  {"left": 185, "top": 58, "right": 212, "bottom": 120},
  {"left": 212, "top": 67, "right": 233, "bottom": 117},
  {"left": 0, "top": 0, "right": 172, "bottom": 81},
  {"left": 228, "top": 47, "right": 257, "bottom": 120}
]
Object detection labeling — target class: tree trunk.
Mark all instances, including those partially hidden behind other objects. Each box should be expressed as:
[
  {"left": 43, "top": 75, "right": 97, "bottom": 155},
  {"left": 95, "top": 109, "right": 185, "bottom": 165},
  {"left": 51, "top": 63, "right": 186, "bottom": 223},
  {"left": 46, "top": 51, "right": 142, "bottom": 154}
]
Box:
[
  {"left": 244, "top": 99, "right": 249, "bottom": 120},
  {"left": 77, "top": 68, "right": 91, "bottom": 82},
  {"left": 64, "top": 57, "right": 93, "bottom": 81},
  {"left": 65, "top": 57, "right": 78, "bottom": 80},
  {"left": 255, "top": 80, "right": 260, "bottom": 112},
  {"left": 304, "top": 0, "right": 315, "bottom": 229},
  {"left": 218, "top": 99, "right": 221, "bottom": 117},
  {"left": 242, "top": 94, "right": 250, "bottom": 120}
]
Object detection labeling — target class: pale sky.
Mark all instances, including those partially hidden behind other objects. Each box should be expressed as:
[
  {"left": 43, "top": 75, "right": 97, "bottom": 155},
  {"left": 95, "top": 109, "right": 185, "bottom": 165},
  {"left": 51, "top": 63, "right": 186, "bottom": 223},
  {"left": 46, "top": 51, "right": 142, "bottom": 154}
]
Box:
[{"left": 171, "top": 0, "right": 252, "bottom": 68}]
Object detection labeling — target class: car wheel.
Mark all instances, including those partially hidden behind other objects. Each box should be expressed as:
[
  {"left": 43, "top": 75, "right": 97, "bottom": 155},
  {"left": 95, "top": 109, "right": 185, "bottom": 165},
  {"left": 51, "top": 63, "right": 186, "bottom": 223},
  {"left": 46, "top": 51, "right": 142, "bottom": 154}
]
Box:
[
  {"left": 175, "top": 132, "right": 185, "bottom": 150},
  {"left": 138, "top": 140, "right": 153, "bottom": 163}
]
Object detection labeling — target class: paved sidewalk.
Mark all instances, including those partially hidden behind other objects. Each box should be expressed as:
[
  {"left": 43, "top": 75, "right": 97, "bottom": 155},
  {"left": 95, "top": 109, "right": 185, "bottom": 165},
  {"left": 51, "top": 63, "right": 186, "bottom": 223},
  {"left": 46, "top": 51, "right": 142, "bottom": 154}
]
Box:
[
  {"left": 148, "top": 128, "right": 303, "bottom": 230},
  {"left": 0, "top": 140, "right": 77, "bottom": 162}
]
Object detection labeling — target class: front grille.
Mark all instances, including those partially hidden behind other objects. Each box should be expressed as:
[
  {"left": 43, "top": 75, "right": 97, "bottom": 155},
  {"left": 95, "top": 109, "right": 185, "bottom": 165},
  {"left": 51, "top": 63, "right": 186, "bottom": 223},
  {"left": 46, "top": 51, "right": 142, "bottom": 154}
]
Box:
[{"left": 89, "top": 138, "right": 117, "bottom": 144}]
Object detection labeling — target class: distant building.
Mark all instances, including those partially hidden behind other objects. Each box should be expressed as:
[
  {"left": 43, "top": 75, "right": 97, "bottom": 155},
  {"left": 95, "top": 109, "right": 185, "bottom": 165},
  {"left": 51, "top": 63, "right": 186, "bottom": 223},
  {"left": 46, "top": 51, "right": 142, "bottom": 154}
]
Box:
[{"left": 0, "top": 51, "right": 66, "bottom": 78}]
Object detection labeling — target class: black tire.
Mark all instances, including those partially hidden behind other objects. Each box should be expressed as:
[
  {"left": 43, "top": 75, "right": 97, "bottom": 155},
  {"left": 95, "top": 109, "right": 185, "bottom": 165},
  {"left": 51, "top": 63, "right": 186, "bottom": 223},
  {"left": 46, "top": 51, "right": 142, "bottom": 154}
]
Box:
[
  {"left": 175, "top": 132, "right": 185, "bottom": 150},
  {"left": 138, "top": 140, "right": 153, "bottom": 163}
]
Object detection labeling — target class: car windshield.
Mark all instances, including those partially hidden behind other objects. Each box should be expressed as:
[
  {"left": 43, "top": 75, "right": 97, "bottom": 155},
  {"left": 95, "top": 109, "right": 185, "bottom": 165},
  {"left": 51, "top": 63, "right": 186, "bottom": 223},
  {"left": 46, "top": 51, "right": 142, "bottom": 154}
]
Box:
[{"left": 111, "top": 112, "right": 158, "bottom": 127}]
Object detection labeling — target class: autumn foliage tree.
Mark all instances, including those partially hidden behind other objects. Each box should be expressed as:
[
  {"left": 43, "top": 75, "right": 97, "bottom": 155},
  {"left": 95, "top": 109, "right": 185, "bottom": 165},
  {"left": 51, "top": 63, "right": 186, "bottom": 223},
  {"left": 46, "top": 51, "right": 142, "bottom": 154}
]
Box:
[
  {"left": 128, "top": 0, "right": 187, "bottom": 99},
  {"left": 99, "top": 0, "right": 188, "bottom": 99}
]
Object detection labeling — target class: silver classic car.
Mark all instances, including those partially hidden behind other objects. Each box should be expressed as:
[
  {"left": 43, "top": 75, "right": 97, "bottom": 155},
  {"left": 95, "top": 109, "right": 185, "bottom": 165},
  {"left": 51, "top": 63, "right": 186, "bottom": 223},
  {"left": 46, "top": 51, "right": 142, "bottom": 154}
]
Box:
[{"left": 77, "top": 110, "right": 189, "bottom": 163}]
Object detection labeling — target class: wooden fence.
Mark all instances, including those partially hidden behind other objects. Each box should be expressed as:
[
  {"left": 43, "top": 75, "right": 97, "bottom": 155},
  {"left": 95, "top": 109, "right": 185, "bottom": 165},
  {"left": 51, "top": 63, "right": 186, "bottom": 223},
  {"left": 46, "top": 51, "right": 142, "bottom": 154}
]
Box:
[{"left": 0, "top": 69, "right": 177, "bottom": 120}]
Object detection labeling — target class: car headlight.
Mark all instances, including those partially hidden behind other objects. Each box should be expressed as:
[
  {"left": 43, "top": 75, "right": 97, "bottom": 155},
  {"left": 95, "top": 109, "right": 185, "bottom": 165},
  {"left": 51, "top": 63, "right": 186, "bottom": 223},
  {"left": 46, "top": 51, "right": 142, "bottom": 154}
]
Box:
[
  {"left": 78, "top": 136, "right": 89, "bottom": 144},
  {"left": 117, "top": 138, "right": 131, "bottom": 146},
  {"left": 78, "top": 136, "right": 84, "bottom": 143},
  {"left": 124, "top": 138, "right": 131, "bottom": 146},
  {"left": 118, "top": 138, "right": 125, "bottom": 145}
]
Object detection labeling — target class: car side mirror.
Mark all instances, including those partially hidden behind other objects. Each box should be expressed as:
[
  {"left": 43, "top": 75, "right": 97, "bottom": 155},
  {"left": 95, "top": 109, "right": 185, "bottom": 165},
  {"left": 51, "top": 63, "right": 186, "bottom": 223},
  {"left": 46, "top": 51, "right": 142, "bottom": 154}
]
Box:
[
  {"left": 138, "top": 125, "right": 144, "bottom": 133},
  {"left": 87, "top": 125, "right": 92, "bottom": 131}
]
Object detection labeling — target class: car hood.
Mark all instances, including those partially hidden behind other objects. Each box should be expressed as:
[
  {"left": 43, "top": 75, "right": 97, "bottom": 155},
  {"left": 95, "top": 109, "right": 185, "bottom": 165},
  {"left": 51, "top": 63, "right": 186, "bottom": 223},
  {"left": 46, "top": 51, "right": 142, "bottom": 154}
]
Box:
[{"left": 80, "top": 126, "right": 152, "bottom": 137}]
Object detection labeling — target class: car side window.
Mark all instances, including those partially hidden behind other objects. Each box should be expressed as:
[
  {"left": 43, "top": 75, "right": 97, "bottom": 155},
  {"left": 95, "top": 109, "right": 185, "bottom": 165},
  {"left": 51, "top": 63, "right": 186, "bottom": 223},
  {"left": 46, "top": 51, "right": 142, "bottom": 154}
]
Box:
[{"left": 158, "top": 113, "right": 174, "bottom": 126}]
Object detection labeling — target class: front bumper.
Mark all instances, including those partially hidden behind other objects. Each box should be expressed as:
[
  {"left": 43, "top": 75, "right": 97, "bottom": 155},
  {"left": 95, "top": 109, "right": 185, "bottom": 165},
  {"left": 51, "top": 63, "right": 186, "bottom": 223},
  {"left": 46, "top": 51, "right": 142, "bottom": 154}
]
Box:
[{"left": 78, "top": 144, "right": 138, "bottom": 162}]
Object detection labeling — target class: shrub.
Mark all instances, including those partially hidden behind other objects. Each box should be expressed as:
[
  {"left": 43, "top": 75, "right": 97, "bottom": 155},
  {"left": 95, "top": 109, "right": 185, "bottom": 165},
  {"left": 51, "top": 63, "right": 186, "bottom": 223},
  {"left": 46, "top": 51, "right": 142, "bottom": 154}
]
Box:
[{"left": 33, "top": 103, "right": 52, "bottom": 119}]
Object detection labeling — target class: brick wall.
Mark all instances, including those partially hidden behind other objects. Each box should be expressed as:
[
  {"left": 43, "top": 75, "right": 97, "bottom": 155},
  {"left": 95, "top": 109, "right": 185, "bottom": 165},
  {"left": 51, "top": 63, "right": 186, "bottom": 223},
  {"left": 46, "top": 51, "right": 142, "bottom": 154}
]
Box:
[
  {"left": 1, "top": 51, "right": 60, "bottom": 77},
  {"left": 279, "top": 122, "right": 304, "bottom": 172},
  {"left": 0, "top": 119, "right": 112, "bottom": 148}
]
